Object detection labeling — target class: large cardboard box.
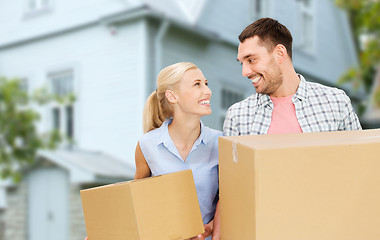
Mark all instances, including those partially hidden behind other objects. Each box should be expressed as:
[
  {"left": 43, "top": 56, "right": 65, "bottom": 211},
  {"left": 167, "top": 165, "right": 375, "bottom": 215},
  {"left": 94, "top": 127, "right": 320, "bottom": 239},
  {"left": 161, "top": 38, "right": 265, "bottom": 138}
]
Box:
[
  {"left": 81, "top": 169, "right": 204, "bottom": 240},
  {"left": 219, "top": 129, "right": 380, "bottom": 240}
]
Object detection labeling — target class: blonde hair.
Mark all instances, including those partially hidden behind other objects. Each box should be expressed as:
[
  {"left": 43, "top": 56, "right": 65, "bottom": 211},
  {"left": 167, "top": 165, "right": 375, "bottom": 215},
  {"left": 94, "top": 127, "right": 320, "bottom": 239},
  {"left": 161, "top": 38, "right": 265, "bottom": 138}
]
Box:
[{"left": 143, "top": 62, "right": 198, "bottom": 133}]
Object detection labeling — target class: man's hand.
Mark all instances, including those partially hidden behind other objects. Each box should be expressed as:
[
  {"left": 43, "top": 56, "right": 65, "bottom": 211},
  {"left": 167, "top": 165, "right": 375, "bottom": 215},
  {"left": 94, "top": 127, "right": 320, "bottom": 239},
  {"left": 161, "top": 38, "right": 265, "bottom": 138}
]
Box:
[{"left": 212, "top": 201, "right": 220, "bottom": 240}]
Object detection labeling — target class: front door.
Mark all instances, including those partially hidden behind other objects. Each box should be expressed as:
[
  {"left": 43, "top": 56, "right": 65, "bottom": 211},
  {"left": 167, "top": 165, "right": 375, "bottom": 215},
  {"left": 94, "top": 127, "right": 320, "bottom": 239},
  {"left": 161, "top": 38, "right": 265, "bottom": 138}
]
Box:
[{"left": 28, "top": 167, "right": 68, "bottom": 240}]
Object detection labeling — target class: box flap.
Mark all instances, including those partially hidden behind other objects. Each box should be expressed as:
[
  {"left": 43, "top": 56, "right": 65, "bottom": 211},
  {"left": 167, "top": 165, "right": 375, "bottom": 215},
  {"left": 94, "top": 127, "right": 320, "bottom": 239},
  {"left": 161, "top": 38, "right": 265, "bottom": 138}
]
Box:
[{"left": 220, "top": 129, "right": 380, "bottom": 149}]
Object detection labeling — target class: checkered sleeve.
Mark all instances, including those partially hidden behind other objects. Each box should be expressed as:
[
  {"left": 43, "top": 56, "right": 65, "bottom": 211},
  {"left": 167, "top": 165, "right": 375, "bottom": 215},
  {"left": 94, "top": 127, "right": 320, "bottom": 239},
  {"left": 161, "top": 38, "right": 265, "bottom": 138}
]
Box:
[
  {"left": 223, "top": 105, "right": 240, "bottom": 136},
  {"left": 340, "top": 91, "right": 362, "bottom": 130}
]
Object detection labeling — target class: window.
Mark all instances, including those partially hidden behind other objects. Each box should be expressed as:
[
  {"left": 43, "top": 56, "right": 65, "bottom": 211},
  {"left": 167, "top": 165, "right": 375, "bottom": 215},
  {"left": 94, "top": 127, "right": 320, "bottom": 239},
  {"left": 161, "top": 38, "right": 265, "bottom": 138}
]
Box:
[
  {"left": 16, "top": 78, "right": 30, "bottom": 110},
  {"left": 220, "top": 88, "right": 245, "bottom": 130},
  {"left": 250, "top": 0, "right": 270, "bottom": 20},
  {"left": 296, "top": 0, "right": 314, "bottom": 53},
  {"left": 51, "top": 72, "right": 73, "bottom": 97},
  {"left": 24, "top": 0, "right": 52, "bottom": 16},
  {"left": 49, "top": 71, "right": 74, "bottom": 140},
  {"left": 0, "top": 187, "right": 6, "bottom": 209},
  {"left": 19, "top": 78, "right": 29, "bottom": 93}
]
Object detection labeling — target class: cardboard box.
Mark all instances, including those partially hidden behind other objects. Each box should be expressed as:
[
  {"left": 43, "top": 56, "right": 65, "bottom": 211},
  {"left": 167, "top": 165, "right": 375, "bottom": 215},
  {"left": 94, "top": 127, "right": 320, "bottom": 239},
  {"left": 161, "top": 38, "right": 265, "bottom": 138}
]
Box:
[
  {"left": 81, "top": 169, "right": 204, "bottom": 240},
  {"left": 219, "top": 129, "right": 380, "bottom": 240}
]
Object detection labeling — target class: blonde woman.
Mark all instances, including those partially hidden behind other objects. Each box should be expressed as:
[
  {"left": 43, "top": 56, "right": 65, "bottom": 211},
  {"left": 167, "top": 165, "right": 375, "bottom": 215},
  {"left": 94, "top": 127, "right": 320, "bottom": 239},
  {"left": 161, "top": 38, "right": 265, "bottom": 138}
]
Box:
[{"left": 135, "top": 62, "right": 222, "bottom": 240}]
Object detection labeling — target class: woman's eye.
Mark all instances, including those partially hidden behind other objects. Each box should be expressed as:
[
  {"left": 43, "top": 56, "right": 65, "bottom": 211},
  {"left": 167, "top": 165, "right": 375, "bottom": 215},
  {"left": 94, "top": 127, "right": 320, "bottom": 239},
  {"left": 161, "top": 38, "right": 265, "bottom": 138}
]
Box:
[{"left": 194, "top": 83, "right": 200, "bottom": 86}]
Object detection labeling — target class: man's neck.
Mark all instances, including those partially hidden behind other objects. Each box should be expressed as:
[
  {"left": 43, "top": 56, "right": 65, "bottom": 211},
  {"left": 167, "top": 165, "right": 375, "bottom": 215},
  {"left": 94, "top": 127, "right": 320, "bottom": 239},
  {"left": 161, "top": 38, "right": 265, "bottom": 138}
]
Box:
[{"left": 269, "top": 70, "right": 300, "bottom": 98}]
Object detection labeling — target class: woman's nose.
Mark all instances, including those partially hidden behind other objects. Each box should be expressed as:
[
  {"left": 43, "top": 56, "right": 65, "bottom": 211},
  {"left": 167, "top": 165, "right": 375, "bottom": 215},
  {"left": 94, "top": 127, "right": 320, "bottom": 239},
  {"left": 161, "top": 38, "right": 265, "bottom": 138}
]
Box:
[{"left": 204, "top": 85, "right": 212, "bottom": 96}]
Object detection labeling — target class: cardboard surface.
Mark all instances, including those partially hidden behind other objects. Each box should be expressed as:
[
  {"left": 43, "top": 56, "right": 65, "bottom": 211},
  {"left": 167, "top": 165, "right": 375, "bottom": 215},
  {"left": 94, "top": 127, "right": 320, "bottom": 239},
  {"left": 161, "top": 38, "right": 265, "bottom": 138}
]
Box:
[
  {"left": 219, "top": 129, "right": 380, "bottom": 240},
  {"left": 81, "top": 169, "right": 204, "bottom": 240}
]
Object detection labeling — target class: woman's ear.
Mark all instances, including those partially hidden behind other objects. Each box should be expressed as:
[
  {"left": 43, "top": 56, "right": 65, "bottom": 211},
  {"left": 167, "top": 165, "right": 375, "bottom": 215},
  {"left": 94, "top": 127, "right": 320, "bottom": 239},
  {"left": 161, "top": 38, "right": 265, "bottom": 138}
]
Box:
[{"left": 165, "top": 90, "right": 177, "bottom": 104}]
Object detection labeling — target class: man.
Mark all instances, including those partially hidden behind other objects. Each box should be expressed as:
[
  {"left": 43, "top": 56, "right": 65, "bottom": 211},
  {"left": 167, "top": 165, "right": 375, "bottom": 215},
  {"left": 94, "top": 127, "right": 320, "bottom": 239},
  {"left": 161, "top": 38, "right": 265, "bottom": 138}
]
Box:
[{"left": 223, "top": 17, "right": 362, "bottom": 136}]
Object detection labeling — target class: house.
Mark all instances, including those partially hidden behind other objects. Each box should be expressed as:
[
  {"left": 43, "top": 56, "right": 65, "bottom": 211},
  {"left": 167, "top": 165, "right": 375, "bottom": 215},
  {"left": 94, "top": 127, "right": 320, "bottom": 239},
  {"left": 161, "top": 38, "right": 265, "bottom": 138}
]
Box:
[
  {"left": 361, "top": 66, "right": 380, "bottom": 128},
  {"left": 0, "top": 0, "right": 359, "bottom": 239},
  {"left": 2, "top": 150, "right": 133, "bottom": 240}
]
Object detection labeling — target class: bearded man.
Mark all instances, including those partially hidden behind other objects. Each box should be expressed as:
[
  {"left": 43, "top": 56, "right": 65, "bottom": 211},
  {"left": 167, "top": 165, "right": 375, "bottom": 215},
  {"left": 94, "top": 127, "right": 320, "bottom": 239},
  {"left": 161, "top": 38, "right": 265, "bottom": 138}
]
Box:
[{"left": 224, "top": 18, "right": 362, "bottom": 136}]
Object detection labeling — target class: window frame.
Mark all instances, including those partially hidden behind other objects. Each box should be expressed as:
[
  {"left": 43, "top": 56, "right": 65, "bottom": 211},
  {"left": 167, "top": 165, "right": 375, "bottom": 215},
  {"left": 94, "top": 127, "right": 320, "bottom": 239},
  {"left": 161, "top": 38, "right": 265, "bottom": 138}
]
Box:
[
  {"left": 47, "top": 70, "right": 75, "bottom": 141},
  {"left": 295, "top": 0, "right": 316, "bottom": 54},
  {"left": 250, "top": 0, "right": 271, "bottom": 20},
  {"left": 219, "top": 87, "right": 246, "bottom": 130},
  {"left": 23, "top": 0, "right": 53, "bottom": 18}
]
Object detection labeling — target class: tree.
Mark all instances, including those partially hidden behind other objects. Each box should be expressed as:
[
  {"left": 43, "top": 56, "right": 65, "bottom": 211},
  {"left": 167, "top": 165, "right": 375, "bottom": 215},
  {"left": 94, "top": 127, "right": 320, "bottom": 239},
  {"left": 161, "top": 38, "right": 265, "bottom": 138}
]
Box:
[
  {"left": 335, "top": 0, "right": 380, "bottom": 109},
  {"left": 0, "top": 77, "right": 62, "bottom": 182}
]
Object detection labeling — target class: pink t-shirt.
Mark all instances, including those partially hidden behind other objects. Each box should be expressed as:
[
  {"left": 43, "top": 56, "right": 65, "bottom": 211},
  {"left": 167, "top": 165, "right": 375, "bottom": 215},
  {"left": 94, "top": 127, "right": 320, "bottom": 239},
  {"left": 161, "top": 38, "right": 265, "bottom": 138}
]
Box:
[{"left": 267, "top": 95, "right": 303, "bottom": 134}]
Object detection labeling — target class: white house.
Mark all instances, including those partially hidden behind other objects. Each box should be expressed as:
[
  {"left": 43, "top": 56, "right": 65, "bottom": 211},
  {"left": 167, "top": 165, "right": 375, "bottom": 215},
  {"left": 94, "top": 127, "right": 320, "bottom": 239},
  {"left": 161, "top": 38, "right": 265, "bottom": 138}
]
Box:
[
  {"left": 361, "top": 66, "right": 380, "bottom": 128},
  {"left": 0, "top": 0, "right": 360, "bottom": 239}
]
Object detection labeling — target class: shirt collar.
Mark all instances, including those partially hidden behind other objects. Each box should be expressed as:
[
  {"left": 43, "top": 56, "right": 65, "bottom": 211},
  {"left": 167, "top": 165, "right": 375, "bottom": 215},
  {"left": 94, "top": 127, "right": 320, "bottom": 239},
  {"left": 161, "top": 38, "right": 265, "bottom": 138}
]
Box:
[
  {"left": 155, "top": 118, "right": 208, "bottom": 146},
  {"left": 258, "top": 93, "right": 272, "bottom": 108},
  {"left": 293, "top": 74, "right": 308, "bottom": 102},
  {"left": 257, "top": 74, "right": 308, "bottom": 108}
]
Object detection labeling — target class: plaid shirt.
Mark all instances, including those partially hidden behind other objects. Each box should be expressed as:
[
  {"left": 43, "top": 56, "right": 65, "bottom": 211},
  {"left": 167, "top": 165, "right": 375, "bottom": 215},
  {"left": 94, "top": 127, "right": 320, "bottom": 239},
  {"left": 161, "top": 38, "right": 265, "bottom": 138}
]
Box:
[{"left": 223, "top": 75, "right": 362, "bottom": 136}]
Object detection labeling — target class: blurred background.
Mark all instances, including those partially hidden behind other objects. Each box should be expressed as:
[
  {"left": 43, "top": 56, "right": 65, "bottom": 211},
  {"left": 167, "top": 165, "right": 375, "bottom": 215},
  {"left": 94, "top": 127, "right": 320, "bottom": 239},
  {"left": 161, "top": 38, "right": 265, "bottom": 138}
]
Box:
[{"left": 0, "top": 0, "right": 379, "bottom": 239}]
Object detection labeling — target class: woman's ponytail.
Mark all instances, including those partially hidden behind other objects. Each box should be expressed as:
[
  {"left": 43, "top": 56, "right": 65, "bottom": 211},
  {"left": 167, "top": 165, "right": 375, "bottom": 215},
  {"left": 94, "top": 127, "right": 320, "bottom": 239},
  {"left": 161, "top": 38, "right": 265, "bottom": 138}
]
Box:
[
  {"left": 142, "top": 62, "right": 198, "bottom": 133},
  {"left": 142, "top": 90, "right": 165, "bottom": 133}
]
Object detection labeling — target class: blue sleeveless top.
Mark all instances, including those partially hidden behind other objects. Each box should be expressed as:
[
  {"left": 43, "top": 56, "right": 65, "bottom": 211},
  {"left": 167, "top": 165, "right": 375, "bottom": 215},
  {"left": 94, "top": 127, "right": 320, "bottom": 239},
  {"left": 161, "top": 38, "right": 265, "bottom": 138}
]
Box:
[{"left": 139, "top": 119, "right": 222, "bottom": 226}]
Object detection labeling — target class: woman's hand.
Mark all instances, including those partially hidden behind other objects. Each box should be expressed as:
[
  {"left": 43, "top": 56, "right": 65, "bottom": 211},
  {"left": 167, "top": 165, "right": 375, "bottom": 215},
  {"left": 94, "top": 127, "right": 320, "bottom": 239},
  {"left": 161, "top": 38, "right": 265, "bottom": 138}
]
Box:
[
  {"left": 188, "top": 234, "right": 205, "bottom": 240},
  {"left": 203, "top": 220, "right": 213, "bottom": 238},
  {"left": 188, "top": 220, "right": 213, "bottom": 240}
]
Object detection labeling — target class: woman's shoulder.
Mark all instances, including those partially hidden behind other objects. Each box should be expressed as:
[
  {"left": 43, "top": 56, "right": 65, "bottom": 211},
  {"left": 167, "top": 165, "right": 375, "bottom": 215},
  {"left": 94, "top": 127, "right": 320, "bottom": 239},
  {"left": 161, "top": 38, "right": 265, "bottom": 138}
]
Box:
[
  {"left": 203, "top": 125, "right": 224, "bottom": 141},
  {"left": 139, "top": 126, "right": 162, "bottom": 145}
]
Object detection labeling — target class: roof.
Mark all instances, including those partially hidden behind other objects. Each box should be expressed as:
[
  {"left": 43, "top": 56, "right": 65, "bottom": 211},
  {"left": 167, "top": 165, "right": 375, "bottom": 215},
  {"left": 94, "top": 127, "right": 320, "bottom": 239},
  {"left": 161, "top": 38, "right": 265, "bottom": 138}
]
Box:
[
  {"left": 37, "top": 149, "right": 135, "bottom": 184},
  {"left": 127, "top": 0, "right": 207, "bottom": 25}
]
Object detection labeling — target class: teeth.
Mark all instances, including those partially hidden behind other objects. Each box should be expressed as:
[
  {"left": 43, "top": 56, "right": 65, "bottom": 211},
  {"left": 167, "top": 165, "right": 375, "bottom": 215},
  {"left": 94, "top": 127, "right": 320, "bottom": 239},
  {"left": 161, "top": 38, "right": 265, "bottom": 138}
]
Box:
[
  {"left": 199, "top": 100, "right": 210, "bottom": 105},
  {"left": 252, "top": 76, "right": 261, "bottom": 84}
]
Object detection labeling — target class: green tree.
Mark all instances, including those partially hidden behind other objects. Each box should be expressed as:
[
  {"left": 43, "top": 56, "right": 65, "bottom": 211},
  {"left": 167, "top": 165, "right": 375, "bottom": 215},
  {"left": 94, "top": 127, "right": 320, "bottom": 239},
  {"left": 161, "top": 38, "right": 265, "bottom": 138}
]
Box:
[
  {"left": 0, "top": 77, "right": 62, "bottom": 182},
  {"left": 335, "top": 0, "right": 380, "bottom": 108}
]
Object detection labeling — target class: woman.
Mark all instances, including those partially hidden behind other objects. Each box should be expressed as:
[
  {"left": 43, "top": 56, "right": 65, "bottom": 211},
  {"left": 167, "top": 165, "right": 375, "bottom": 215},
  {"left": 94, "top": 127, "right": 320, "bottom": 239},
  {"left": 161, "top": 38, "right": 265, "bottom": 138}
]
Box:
[
  {"left": 85, "top": 62, "right": 221, "bottom": 240},
  {"left": 135, "top": 62, "right": 221, "bottom": 240}
]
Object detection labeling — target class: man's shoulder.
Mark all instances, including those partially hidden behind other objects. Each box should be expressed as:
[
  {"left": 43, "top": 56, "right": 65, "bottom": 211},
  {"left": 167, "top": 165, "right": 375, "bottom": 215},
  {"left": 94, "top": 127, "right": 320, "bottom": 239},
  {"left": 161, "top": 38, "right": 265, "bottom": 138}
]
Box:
[{"left": 305, "top": 80, "right": 348, "bottom": 100}]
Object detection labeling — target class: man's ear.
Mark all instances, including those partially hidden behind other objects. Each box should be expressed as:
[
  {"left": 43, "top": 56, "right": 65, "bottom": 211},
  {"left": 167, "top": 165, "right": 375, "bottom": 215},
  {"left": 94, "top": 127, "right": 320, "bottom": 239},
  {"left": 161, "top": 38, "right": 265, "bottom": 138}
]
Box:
[
  {"left": 274, "top": 44, "right": 287, "bottom": 64},
  {"left": 165, "top": 90, "right": 177, "bottom": 104}
]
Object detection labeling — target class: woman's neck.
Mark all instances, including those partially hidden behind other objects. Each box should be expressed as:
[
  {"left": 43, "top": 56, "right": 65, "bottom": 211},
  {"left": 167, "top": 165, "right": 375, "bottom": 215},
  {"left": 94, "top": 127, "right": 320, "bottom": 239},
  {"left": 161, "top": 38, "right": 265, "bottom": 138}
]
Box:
[{"left": 168, "top": 114, "right": 201, "bottom": 160}]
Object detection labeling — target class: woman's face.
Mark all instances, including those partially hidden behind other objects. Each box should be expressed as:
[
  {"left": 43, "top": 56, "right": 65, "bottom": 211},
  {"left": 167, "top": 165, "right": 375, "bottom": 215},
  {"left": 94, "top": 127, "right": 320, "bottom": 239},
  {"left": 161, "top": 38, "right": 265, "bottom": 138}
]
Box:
[{"left": 173, "top": 68, "right": 212, "bottom": 118}]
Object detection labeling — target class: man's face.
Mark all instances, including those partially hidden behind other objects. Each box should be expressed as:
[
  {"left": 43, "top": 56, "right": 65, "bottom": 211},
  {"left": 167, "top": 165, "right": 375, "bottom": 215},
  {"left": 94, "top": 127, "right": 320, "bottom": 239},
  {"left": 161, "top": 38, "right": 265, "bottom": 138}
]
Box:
[{"left": 237, "top": 36, "right": 283, "bottom": 96}]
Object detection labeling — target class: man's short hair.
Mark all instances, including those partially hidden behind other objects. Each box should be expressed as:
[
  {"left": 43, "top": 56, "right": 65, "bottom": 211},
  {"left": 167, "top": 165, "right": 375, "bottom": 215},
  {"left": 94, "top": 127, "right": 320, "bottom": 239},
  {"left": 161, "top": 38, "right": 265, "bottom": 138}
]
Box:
[{"left": 239, "top": 18, "right": 293, "bottom": 60}]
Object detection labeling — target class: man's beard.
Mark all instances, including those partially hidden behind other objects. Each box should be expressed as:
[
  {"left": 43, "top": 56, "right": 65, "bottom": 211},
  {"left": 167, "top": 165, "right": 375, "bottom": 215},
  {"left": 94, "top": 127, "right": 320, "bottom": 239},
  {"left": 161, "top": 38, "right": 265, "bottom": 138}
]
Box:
[{"left": 255, "top": 61, "right": 282, "bottom": 95}]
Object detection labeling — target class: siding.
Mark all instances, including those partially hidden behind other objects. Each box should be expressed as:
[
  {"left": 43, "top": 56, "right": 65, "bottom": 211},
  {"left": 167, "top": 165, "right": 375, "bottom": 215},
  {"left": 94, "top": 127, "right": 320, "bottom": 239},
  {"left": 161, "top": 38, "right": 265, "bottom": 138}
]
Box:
[
  {"left": 197, "top": 0, "right": 249, "bottom": 45},
  {"left": 0, "top": 0, "right": 126, "bottom": 46},
  {"left": 0, "top": 19, "right": 148, "bottom": 166},
  {"left": 271, "top": 0, "right": 359, "bottom": 90}
]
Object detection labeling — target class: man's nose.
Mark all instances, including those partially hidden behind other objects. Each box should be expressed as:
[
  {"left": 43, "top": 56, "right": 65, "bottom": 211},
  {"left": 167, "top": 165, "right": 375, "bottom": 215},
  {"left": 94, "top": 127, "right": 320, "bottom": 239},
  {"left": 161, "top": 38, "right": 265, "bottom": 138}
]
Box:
[{"left": 242, "top": 63, "right": 252, "bottom": 77}]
